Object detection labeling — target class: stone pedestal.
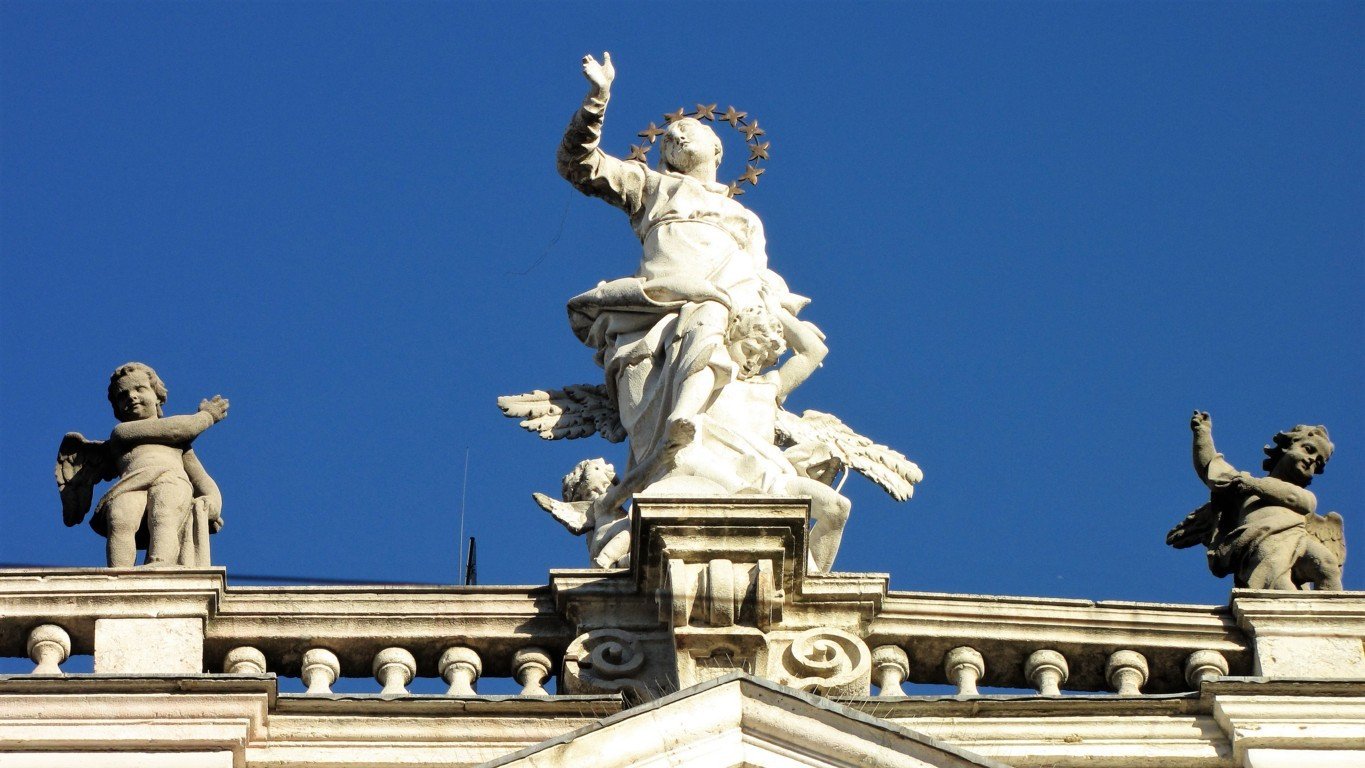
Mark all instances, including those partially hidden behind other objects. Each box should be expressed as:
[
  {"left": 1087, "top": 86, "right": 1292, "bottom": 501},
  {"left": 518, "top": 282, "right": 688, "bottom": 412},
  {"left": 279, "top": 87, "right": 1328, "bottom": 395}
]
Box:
[
  {"left": 1231, "top": 590, "right": 1365, "bottom": 678},
  {"left": 553, "top": 496, "right": 885, "bottom": 699}
]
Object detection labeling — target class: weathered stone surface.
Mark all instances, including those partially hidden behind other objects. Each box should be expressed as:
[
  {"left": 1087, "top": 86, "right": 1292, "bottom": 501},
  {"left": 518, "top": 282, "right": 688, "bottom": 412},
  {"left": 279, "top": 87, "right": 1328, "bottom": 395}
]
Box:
[
  {"left": 94, "top": 617, "right": 202, "bottom": 673},
  {"left": 1105, "top": 649, "right": 1149, "bottom": 695},
  {"left": 26, "top": 624, "right": 71, "bottom": 675},
  {"left": 1168, "top": 411, "right": 1344, "bottom": 590},
  {"left": 55, "top": 363, "right": 230, "bottom": 567},
  {"left": 1233, "top": 590, "right": 1365, "bottom": 678},
  {"left": 439, "top": 646, "right": 481, "bottom": 695},
  {"left": 223, "top": 645, "right": 266, "bottom": 675}
]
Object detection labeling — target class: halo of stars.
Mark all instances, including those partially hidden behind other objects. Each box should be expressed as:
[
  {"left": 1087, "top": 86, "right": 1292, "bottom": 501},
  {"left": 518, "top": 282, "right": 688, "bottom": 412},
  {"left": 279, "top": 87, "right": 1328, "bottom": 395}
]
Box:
[{"left": 628, "top": 104, "right": 769, "bottom": 198}]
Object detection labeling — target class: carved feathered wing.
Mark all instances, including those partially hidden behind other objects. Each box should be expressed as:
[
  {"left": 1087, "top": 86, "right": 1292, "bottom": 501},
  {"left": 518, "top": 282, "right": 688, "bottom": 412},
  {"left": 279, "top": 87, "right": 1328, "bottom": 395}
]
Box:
[
  {"left": 497, "top": 385, "right": 625, "bottom": 443},
  {"left": 1307, "top": 511, "right": 1347, "bottom": 568},
  {"left": 55, "top": 432, "right": 116, "bottom": 527},
  {"left": 1166, "top": 502, "right": 1220, "bottom": 550},
  {"left": 775, "top": 409, "right": 923, "bottom": 501},
  {"left": 532, "top": 492, "right": 592, "bottom": 535}
]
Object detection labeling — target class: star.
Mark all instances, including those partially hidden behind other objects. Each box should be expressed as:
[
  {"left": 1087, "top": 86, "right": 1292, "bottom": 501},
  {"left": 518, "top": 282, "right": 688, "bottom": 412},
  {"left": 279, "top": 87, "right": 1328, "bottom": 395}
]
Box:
[
  {"left": 740, "top": 165, "right": 765, "bottom": 186},
  {"left": 748, "top": 141, "right": 770, "bottom": 162},
  {"left": 663, "top": 107, "right": 688, "bottom": 124},
  {"left": 692, "top": 103, "right": 717, "bottom": 121},
  {"left": 627, "top": 144, "right": 651, "bottom": 162},
  {"left": 719, "top": 106, "right": 747, "bottom": 127},
  {"left": 726, "top": 182, "right": 745, "bottom": 198},
  {"left": 739, "top": 120, "right": 765, "bottom": 141},
  {"left": 637, "top": 122, "right": 666, "bottom": 142}
]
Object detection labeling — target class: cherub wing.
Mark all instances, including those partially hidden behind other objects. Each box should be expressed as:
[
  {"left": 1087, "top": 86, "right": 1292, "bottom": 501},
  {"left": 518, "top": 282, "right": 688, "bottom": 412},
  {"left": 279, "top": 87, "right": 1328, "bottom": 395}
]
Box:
[
  {"left": 498, "top": 385, "right": 625, "bottom": 443},
  {"left": 55, "top": 432, "right": 116, "bottom": 527},
  {"left": 532, "top": 492, "right": 592, "bottom": 535},
  {"left": 1307, "top": 511, "right": 1346, "bottom": 568},
  {"left": 1165, "top": 502, "right": 1220, "bottom": 550},
  {"left": 776, "top": 409, "right": 923, "bottom": 502}
]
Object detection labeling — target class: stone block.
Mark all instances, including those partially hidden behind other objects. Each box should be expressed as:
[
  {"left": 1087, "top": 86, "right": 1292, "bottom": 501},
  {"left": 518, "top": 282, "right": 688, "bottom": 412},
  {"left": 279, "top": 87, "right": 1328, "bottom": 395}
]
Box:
[{"left": 94, "top": 617, "right": 203, "bottom": 674}]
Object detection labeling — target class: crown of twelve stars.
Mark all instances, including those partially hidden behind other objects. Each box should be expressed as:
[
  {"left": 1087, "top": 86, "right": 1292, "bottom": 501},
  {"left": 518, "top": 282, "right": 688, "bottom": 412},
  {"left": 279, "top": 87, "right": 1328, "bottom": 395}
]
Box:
[{"left": 628, "top": 104, "right": 770, "bottom": 198}]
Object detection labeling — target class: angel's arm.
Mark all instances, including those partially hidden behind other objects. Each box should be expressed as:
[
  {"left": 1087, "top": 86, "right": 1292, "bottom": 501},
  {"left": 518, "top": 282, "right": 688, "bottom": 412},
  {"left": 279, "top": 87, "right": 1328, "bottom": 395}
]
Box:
[
  {"left": 556, "top": 53, "right": 647, "bottom": 214},
  {"left": 111, "top": 412, "right": 213, "bottom": 444},
  {"left": 110, "top": 396, "right": 227, "bottom": 445},
  {"left": 183, "top": 449, "right": 222, "bottom": 515},
  {"left": 1236, "top": 474, "right": 1317, "bottom": 515},
  {"left": 1191, "top": 411, "right": 1218, "bottom": 482},
  {"left": 1190, "top": 410, "right": 1238, "bottom": 487},
  {"left": 775, "top": 308, "right": 827, "bottom": 401}
]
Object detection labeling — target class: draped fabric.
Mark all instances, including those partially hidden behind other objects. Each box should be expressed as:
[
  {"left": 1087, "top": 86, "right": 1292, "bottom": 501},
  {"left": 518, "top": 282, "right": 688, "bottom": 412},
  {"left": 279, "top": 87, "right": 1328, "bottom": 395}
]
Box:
[{"left": 559, "top": 96, "right": 783, "bottom": 470}]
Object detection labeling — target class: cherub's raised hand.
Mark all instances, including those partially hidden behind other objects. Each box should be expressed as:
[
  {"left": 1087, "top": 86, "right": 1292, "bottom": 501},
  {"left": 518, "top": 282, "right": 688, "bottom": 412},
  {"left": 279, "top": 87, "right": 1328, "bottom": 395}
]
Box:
[
  {"left": 199, "top": 395, "right": 230, "bottom": 423},
  {"left": 1190, "top": 410, "right": 1211, "bottom": 431},
  {"left": 582, "top": 52, "right": 614, "bottom": 97}
]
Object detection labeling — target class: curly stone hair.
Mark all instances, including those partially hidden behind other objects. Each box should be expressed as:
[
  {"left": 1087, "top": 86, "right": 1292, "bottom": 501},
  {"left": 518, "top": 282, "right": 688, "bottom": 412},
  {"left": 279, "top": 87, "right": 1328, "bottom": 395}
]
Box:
[
  {"left": 725, "top": 305, "right": 786, "bottom": 376},
  {"left": 561, "top": 458, "right": 616, "bottom": 502},
  {"left": 1262, "top": 424, "right": 1333, "bottom": 474},
  {"left": 107, "top": 362, "right": 167, "bottom": 417}
]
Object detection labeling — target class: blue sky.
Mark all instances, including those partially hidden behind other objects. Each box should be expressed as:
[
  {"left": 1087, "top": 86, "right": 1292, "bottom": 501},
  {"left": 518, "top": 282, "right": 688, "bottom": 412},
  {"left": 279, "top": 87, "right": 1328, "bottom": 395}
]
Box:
[{"left": 2, "top": 1, "right": 1361, "bottom": 616}]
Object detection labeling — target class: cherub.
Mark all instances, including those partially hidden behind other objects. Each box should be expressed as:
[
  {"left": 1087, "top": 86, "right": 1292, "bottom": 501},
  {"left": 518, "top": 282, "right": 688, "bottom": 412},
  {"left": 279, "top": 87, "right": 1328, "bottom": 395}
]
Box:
[
  {"left": 1166, "top": 411, "right": 1344, "bottom": 590},
  {"left": 501, "top": 304, "right": 923, "bottom": 574},
  {"left": 533, "top": 458, "right": 632, "bottom": 569},
  {"left": 56, "top": 362, "right": 230, "bottom": 567}
]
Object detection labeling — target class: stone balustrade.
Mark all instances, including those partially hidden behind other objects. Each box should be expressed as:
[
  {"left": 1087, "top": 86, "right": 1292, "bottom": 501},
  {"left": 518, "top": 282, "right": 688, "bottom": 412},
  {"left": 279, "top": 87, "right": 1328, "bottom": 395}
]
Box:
[
  {"left": 1, "top": 565, "right": 1260, "bottom": 700},
  {"left": 4, "top": 497, "right": 1363, "bottom": 703},
  {"left": 0, "top": 567, "right": 574, "bottom": 696},
  {"left": 867, "top": 590, "right": 1253, "bottom": 695}
]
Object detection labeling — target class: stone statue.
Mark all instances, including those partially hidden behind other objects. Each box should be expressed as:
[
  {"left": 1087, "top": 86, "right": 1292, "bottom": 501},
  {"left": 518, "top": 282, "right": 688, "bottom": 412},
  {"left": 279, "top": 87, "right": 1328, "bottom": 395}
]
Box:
[
  {"left": 498, "top": 53, "right": 922, "bottom": 573},
  {"left": 55, "top": 362, "right": 230, "bottom": 567},
  {"left": 557, "top": 52, "right": 804, "bottom": 478},
  {"left": 1167, "top": 411, "right": 1344, "bottom": 590},
  {"left": 500, "top": 301, "right": 922, "bottom": 574},
  {"left": 534, "top": 458, "right": 632, "bottom": 569}
]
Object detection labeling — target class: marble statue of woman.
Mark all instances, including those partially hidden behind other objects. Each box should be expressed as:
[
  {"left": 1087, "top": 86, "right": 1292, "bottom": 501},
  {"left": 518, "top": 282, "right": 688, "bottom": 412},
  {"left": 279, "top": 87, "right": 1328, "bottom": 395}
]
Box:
[{"left": 557, "top": 52, "right": 804, "bottom": 477}]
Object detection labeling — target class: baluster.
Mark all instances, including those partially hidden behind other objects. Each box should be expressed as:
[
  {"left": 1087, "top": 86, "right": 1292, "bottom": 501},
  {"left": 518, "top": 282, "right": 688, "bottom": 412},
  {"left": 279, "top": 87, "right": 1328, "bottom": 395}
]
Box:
[
  {"left": 944, "top": 646, "right": 985, "bottom": 696},
  {"left": 223, "top": 646, "right": 267, "bottom": 675},
  {"left": 1106, "top": 650, "right": 1149, "bottom": 696},
  {"left": 27, "top": 625, "right": 71, "bottom": 675},
  {"left": 373, "top": 648, "right": 417, "bottom": 696},
  {"left": 513, "top": 647, "right": 552, "bottom": 696},
  {"left": 1184, "top": 650, "right": 1229, "bottom": 689},
  {"left": 1025, "top": 650, "right": 1068, "bottom": 695},
  {"left": 871, "top": 645, "right": 908, "bottom": 697},
  {"left": 440, "top": 646, "right": 482, "bottom": 696},
  {"left": 301, "top": 648, "right": 340, "bottom": 695}
]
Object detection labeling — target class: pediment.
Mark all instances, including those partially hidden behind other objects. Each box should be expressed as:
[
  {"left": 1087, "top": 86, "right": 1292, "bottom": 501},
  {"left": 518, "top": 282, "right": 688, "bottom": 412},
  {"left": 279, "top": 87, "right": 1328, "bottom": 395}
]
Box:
[{"left": 482, "top": 672, "right": 1009, "bottom": 768}]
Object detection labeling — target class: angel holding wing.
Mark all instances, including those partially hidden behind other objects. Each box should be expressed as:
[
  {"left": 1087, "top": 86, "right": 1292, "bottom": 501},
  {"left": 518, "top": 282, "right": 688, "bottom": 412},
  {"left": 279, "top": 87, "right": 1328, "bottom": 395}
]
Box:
[
  {"left": 56, "top": 362, "right": 230, "bottom": 568},
  {"left": 1166, "top": 411, "right": 1344, "bottom": 590}
]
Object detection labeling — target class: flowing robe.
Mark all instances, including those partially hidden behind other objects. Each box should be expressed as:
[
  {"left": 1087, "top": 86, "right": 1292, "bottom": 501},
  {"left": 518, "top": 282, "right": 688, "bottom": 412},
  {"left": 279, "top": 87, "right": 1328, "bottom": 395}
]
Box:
[{"left": 558, "top": 94, "right": 787, "bottom": 469}]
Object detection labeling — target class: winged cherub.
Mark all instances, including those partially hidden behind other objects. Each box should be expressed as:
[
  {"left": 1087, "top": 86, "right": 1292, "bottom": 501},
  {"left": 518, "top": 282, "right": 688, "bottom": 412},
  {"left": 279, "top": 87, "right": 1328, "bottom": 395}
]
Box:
[
  {"left": 501, "top": 305, "right": 923, "bottom": 573},
  {"left": 1166, "top": 411, "right": 1344, "bottom": 590},
  {"left": 533, "top": 458, "right": 632, "bottom": 569},
  {"left": 56, "top": 363, "right": 230, "bottom": 567}
]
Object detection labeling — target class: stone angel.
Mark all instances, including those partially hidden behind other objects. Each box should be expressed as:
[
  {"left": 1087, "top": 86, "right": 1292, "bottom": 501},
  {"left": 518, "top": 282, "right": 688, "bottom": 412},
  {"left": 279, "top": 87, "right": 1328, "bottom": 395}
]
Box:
[
  {"left": 532, "top": 458, "right": 632, "bottom": 569},
  {"left": 500, "top": 305, "right": 922, "bottom": 573},
  {"left": 56, "top": 362, "right": 230, "bottom": 568},
  {"left": 1166, "top": 411, "right": 1344, "bottom": 590}
]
